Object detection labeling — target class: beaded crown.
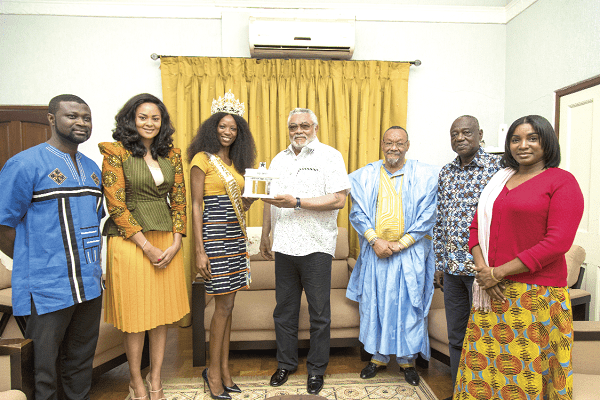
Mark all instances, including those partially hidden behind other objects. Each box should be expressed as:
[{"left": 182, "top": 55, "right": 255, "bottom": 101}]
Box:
[{"left": 211, "top": 90, "right": 245, "bottom": 117}]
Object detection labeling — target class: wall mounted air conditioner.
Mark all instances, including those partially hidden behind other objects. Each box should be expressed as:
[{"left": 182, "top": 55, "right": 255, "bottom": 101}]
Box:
[{"left": 249, "top": 16, "right": 355, "bottom": 60}]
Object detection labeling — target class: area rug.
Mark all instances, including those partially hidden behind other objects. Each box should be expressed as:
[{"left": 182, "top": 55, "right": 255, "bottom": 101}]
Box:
[{"left": 151, "top": 371, "right": 438, "bottom": 400}]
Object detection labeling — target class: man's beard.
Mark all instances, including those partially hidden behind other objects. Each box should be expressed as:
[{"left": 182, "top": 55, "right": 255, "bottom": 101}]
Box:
[
  {"left": 385, "top": 154, "right": 402, "bottom": 166},
  {"left": 55, "top": 123, "right": 90, "bottom": 144}
]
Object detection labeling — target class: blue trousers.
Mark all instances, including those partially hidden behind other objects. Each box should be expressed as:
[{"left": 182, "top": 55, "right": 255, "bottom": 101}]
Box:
[
  {"left": 443, "top": 272, "right": 474, "bottom": 388},
  {"left": 26, "top": 295, "right": 102, "bottom": 400},
  {"left": 273, "top": 252, "right": 332, "bottom": 375}
]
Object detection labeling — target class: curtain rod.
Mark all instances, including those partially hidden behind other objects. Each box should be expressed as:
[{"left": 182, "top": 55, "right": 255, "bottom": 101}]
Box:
[{"left": 150, "top": 53, "right": 421, "bottom": 66}]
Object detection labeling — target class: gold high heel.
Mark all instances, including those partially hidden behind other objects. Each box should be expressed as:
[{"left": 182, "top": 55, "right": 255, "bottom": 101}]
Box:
[
  {"left": 129, "top": 385, "right": 148, "bottom": 400},
  {"left": 146, "top": 373, "right": 166, "bottom": 400}
]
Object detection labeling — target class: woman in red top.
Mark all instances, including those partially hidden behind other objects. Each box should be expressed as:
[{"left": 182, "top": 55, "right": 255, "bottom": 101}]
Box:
[{"left": 453, "top": 115, "right": 584, "bottom": 400}]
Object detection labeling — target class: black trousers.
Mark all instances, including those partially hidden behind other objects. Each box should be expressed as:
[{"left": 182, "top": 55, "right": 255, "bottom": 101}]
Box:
[
  {"left": 25, "top": 295, "right": 102, "bottom": 400},
  {"left": 273, "top": 252, "right": 332, "bottom": 375},
  {"left": 443, "top": 273, "right": 474, "bottom": 388}
]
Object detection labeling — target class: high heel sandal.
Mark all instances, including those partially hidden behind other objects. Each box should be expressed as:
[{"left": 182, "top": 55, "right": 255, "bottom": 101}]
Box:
[
  {"left": 222, "top": 381, "right": 242, "bottom": 393},
  {"left": 146, "top": 373, "right": 166, "bottom": 400},
  {"left": 128, "top": 385, "right": 148, "bottom": 400},
  {"left": 202, "top": 368, "right": 231, "bottom": 400}
]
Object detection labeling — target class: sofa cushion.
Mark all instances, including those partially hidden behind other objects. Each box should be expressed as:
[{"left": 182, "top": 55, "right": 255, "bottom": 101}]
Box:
[
  {"left": 0, "top": 259, "right": 11, "bottom": 290},
  {"left": 573, "top": 374, "right": 600, "bottom": 400}
]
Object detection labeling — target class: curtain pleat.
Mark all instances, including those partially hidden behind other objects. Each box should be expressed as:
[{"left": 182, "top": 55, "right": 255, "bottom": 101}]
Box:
[{"left": 161, "top": 57, "right": 409, "bottom": 325}]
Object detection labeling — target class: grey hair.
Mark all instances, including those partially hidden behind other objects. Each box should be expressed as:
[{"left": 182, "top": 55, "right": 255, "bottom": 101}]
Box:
[{"left": 287, "top": 108, "right": 318, "bottom": 127}]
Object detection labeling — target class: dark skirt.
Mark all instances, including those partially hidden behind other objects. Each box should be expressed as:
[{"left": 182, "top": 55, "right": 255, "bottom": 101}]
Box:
[{"left": 202, "top": 195, "right": 249, "bottom": 295}]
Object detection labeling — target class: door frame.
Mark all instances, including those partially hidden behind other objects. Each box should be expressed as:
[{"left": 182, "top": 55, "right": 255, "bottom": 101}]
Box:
[{"left": 555, "top": 74, "right": 600, "bottom": 137}]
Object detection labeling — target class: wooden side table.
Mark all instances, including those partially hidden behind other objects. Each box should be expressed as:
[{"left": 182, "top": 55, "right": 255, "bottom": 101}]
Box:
[{"left": 0, "top": 339, "right": 33, "bottom": 400}]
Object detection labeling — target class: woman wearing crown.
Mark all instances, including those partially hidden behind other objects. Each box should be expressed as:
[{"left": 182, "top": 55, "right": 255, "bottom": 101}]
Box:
[{"left": 188, "top": 91, "right": 257, "bottom": 399}]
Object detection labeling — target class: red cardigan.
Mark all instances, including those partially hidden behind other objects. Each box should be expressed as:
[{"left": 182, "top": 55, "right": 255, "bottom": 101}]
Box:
[{"left": 469, "top": 168, "right": 584, "bottom": 287}]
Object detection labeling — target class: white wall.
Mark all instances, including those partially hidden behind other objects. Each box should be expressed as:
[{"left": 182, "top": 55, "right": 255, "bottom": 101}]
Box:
[
  {"left": 354, "top": 20, "right": 505, "bottom": 165},
  {"left": 504, "top": 0, "right": 600, "bottom": 124},
  {"left": 0, "top": 10, "right": 505, "bottom": 168},
  {"left": 0, "top": 14, "right": 221, "bottom": 167}
]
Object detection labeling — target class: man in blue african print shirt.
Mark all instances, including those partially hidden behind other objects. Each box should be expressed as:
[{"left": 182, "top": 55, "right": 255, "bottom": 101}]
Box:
[
  {"left": 0, "top": 94, "right": 104, "bottom": 400},
  {"left": 432, "top": 115, "right": 500, "bottom": 396}
]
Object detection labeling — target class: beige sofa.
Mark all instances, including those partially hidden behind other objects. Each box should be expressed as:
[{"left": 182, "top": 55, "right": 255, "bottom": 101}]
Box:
[
  {"left": 427, "top": 244, "right": 591, "bottom": 365},
  {"left": 191, "top": 227, "right": 361, "bottom": 366},
  {"left": 0, "top": 257, "right": 141, "bottom": 381},
  {"left": 572, "top": 321, "right": 600, "bottom": 399}
]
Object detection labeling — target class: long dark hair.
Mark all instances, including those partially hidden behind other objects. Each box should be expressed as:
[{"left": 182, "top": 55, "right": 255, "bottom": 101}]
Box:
[
  {"left": 500, "top": 115, "right": 561, "bottom": 170},
  {"left": 187, "top": 112, "right": 256, "bottom": 174},
  {"left": 112, "top": 93, "right": 175, "bottom": 159}
]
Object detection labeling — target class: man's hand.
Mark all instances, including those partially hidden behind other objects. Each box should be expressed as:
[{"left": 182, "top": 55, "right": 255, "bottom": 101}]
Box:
[
  {"left": 372, "top": 239, "right": 393, "bottom": 259},
  {"left": 434, "top": 270, "right": 444, "bottom": 290},
  {"left": 262, "top": 194, "right": 295, "bottom": 208}
]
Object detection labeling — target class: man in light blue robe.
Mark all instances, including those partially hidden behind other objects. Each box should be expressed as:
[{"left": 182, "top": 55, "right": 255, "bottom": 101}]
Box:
[{"left": 346, "top": 126, "right": 439, "bottom": 386}]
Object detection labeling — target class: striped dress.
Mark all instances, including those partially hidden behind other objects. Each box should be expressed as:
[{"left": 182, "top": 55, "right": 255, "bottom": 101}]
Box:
[{"left": 190, "top": 152, "right": 249, "bottom": 295}]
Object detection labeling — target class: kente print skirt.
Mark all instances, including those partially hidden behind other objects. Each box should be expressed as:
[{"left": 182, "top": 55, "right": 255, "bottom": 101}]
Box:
[
  {"left": 454, "top": 281, "right": 573, "bottom": 400},
  {"left": 202, "top": 195, "right": 249, "bottom": 295}
]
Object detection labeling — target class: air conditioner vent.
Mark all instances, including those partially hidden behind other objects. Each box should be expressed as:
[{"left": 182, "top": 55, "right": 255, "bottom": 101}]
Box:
[{"left": 249, "top": 17, "right": 355, "bottom": 60}]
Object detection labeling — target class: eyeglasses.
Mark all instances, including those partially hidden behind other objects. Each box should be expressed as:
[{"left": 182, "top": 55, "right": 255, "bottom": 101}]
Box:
[
  {"left": 288, "top": 123, "right": 314, "bottom": 132},
  {"left": 382, "top": 141, "right": 408, "bottom": 148}
]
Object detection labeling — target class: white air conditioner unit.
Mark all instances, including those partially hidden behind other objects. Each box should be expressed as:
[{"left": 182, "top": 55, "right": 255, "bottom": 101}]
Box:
[{"left": 249, "top": 16, "right": 355, "bottom": 60}]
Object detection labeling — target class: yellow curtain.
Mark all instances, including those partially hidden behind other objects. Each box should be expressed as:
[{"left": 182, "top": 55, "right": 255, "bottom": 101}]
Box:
[{"left": 161, "top": 57, "right": 409, "bottom": 324}]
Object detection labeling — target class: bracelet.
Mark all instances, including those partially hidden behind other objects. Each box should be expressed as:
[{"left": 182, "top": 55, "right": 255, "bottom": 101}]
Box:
[
  {"left": 490, "top": 268, "right": 501, "bottom": 283},
  {"left": 294, "top": 197, "right": 301, "bottom": 210},
  {"left": 141, "top": 239, "right": 148, "bottom": 250}
]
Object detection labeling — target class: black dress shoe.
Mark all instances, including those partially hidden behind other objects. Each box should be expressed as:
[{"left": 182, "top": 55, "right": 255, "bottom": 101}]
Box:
[
  {"left": 222, "top": 381, "right": 242, "bottom": 393},
  {"left": 401, "top": 366, "right": 420, "bottom": 386},
  {"left": 202, "top": 368, "right": 231, "bottom": 400},
  {"left": 307, "top": 374, "right": 324, "bottom": 395},
  {"left": 270, "top": 368, "right": 293, "bottom": 387},
  {"left": 360, "top": 362, "right": 387, "bottom": 379}
]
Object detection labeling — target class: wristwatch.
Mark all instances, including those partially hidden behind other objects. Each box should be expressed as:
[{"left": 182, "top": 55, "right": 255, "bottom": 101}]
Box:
[
  {"left": 294, "top": 197, "right": 301, "bottom": 210},
  {"left": 368, "top": 236, "right": 379, "bottom": 246}
]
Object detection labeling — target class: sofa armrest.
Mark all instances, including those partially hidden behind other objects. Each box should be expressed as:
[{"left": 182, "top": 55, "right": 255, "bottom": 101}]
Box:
[
  {"left": 573, "top": 321, "right": 600, "bottom": 375},
  {"left": 347, "top": 258, "right": 356, "bottom": 272}
]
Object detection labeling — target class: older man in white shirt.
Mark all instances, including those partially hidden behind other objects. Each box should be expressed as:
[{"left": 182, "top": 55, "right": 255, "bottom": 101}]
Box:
[{"left": 260, "top": 108, "right": 351, "bottom": 396}]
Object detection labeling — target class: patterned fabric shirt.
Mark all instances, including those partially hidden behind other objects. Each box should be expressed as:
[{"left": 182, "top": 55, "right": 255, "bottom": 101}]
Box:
[
  {"left": 433, "top": 148, "right": 500, "bottom": 275},
  {"left": 0, "top": 144, "right": 104, "bottom": 316},
  {"left": 268, "top": 138, "right": 351, "bottom": 257}
]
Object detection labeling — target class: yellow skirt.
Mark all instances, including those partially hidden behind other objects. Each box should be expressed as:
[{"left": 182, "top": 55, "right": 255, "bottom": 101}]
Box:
[{"left": 104, "top": 231, "right": 190, "bottom": 333}]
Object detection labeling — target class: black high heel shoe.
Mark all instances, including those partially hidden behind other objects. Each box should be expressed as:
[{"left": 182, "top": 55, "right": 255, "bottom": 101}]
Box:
[
  {"left": 222, "top": 381, "right": 242, "bottom": 393},
  {"left": 202, "top": 368, "right": 231, "bottom": 400}
]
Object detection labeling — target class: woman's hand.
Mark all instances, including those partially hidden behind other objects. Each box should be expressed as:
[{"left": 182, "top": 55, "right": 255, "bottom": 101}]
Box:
[
  {"left": 259, "top": 234, "right": 273, "bottom": 260},
  {"left": 196, "top": 252, "right": 212, "bottom": 280},
  {"left": 242, "top": 197, "right": 256, "bottom": 211},
  {"left": 143, "top": 243, "right": 163, "bottom": 265},
  {"left": 486, "top": 284, "right": 507, "bottom": 303},
  {"left": 472, "top": 262, "right": 500, "bottom": 290},
  {"left": 154, "top": 241, "right": 181, "bottom": 269}
]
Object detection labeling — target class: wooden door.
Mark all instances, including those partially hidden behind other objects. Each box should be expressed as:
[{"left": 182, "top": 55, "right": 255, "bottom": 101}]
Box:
[
  {"left": 557, "top": 76, "right": 600, "bottom": 321},
  {"left": 0, "top": 106, "right": 51, "bottom": 170}
]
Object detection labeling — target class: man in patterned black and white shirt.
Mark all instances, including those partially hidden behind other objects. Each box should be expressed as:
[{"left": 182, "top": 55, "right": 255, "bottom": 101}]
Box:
[
  {"left": 259, "top": 108, "right": 351, "bottom": 395},
  {"left": 433, "top": 115, "right": 500, "bottom": 398}
]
